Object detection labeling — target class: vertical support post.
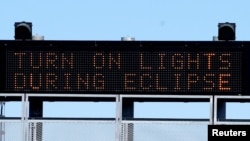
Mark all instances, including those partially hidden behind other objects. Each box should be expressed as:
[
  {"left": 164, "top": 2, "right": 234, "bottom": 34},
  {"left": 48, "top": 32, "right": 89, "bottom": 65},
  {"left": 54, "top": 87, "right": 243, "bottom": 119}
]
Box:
[
  {"left": 120, "top": 36, "right": 135, "bottom": 141},
  {"left": 23, "top": 93, "right": 28, "bottom": 141},
  {"left": 29, "top": 99, "right": 43, "bottom": 141},
  {"left": 216, "top": 99, "right": 226, "bottom": 121},
  {"left": 29, "top": 100, "right": 43, "bottom": 118},
  {"left": 122, "top": 98, "right": 134, "bottom": 141},
  {"left": 0, "top": 102, "right": 5, "bottom": 141},
  {"left": 210, "top": 96, "right": 215, "bottom": 125},
  {"left": 122, "top": 99, "right": 134, "bottom": 120}
]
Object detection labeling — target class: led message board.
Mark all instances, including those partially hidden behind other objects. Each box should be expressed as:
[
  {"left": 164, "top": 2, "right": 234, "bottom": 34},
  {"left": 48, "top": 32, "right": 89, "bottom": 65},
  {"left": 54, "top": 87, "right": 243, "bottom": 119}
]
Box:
[{"left": 0, "top": 41, "right": 246, "bottom": 94}]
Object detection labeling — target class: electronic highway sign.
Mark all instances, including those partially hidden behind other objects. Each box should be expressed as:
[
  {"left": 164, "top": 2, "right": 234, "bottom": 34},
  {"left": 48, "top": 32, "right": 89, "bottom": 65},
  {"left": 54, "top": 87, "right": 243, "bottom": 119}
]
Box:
[{"left": 0, "top": 40, "right": 247, "bottom": 95}]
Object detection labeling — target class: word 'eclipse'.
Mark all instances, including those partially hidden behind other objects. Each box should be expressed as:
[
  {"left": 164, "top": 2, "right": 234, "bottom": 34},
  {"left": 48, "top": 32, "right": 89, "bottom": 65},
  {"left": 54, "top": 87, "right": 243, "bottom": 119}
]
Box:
[{"left": 7, "top": 51, "right": 241, "bottom": 93}]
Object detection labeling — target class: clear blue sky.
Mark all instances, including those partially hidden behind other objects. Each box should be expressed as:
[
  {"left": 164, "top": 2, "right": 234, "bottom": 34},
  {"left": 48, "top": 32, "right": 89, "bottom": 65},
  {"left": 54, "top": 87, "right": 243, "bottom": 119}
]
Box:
[
  {"left": 1, "top": 0, "right": 250, "bottom": 119},
  {"left": 1, "top": 0, "right": 250, "bottom": 41}
]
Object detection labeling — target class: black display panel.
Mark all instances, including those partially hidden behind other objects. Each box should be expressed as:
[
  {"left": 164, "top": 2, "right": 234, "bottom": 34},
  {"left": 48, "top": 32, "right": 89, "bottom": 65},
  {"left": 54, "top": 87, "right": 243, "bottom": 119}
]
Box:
[{"left": 0, "top": 41, "right": 246, "bottom": 94}]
